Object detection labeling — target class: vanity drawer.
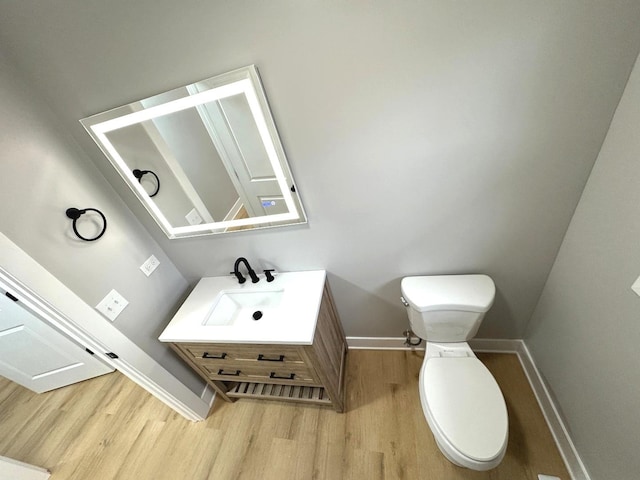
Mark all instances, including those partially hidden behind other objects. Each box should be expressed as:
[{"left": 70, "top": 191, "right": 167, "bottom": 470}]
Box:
[
  {"left": 180, "top": 343, "right": 305, "bottom": 365},
  {"left": 203, "top": 361, "right": 319, "bottom": 385}
]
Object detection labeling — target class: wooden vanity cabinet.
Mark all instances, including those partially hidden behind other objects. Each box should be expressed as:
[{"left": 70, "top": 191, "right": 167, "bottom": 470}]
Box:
[{"left": 170, "top": 283, "right": 347, "bottom": 412}]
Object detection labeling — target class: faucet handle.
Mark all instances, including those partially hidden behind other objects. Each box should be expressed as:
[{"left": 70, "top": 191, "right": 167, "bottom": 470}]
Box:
[
  {"left": 230, "top": 271, "right": 246, "bottom": 284},
  {"left": 263, "top": 269, "right": 276, "bottom": 282}
]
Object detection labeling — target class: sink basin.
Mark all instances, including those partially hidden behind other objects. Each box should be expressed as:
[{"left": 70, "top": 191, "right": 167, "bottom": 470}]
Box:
[
  {"left": 203, "top": 289, "right": 284, "bottom": 326},
  {"left": 159, "top": 270, "right": 326, "bottom": 344}
]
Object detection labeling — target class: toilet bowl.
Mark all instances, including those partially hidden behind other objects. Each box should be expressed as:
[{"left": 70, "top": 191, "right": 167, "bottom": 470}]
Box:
[{"left": 401, "top": 275, "right": 508, "bottom": 470}]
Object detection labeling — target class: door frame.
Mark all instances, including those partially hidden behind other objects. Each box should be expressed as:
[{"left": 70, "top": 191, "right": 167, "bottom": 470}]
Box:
[{"left": 0, "top": 233, "right": 210, "bottom": 421}]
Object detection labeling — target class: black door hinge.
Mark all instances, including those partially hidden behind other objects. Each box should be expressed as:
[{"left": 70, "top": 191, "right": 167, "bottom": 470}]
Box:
[
  {"left": 105, "top": 352, "right": 119, "bottom": 359},
  {"left": 85, "top": 348, "right": 94, "bottom": 355}
]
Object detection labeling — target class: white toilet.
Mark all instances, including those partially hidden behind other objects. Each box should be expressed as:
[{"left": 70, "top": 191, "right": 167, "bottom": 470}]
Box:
[{"left": 401, "top": 274, "right": 508, "bottom": 470}]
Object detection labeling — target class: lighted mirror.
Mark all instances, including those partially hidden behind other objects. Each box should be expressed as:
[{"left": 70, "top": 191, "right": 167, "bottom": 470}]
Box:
[{"left": 81, "top": 66, "right": 306, "bottom": 238}]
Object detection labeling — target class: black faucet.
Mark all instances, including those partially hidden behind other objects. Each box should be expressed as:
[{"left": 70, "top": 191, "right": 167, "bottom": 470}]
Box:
[{"left": 231, "top": 257, "right": 259, "bottom": 284}]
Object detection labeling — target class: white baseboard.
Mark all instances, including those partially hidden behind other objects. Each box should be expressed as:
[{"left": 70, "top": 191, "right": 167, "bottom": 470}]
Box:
[
  {"left": 516, "top": 342, "right": 591, "bottom": 480},
  {"left": 345, "top": 336, "right": 522, "bottom": 352},
  {"left": 346, "top": 336, "right": 422, "bottom": 350},
  {"left": 346, "top": 336, "right": 590, "bottom": 480},
  {"left": 200, "top": 384, "right": 217, "bottom": 409}
]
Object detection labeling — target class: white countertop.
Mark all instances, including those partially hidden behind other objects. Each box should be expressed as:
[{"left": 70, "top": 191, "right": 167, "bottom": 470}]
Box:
[{"left": 158, "top": 270, "right": 326, "bottom": 345}]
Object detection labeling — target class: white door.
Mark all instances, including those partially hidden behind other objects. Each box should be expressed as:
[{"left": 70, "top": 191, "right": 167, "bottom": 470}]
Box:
[
  {"left": 214, "top": 94, "right": 285, "bottom": 218},
  {"left": 190, "top": 87, "right": 286, "bottom": 219},
  {"left": 0, "top": 289, "right": 114, "bottom": 393},
  {"left": 0, "top": 456, "right": 50, "bottom": 480}
]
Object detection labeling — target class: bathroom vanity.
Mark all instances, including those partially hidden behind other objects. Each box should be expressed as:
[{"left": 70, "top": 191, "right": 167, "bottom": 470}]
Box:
[{"left": 159, "top": 270, "right": 347, "bottom": 412}]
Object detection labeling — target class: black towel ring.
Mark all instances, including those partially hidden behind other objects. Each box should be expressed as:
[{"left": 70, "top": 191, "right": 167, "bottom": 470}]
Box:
[
  {"left": 132, "top": 169, "right": 160, "bottom": 197},
  {"left": 65, "top": 207, "right": 107, "bottom": 242}
]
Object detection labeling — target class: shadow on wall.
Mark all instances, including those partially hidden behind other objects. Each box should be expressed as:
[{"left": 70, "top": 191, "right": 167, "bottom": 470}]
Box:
[
  {"left": 327, "top": 273, "right": 408, "bottom": 338},
  {"left": 328, "top": 271, "right": 515, "bottom": 340},
  {"left": 476, "top": 286, "right": 513, "bottom": 339}
]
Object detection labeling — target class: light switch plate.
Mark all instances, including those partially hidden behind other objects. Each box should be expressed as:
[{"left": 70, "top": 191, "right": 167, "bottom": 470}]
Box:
[
  {"left": 185, "top": 208, "right": 203, "bottom": 225},
  {"left": 96, "top": 289, "right": 129, "bottom": 321},
  {"left": 631, "top": 275, "right": 640, "bottom": 297},
  {"left": 140, "top": 255, "right": 160, "bottom": 277}
]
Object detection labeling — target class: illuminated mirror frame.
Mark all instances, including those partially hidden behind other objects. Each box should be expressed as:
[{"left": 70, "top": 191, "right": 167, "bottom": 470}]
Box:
[{"left": 81, "top": 66, "right": 306, "bottom": 238}]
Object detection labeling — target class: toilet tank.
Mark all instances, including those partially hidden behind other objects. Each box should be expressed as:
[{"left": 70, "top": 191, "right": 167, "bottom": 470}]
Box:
[{"left": 401, "top": 275, "right": 495, "bottom": 343}]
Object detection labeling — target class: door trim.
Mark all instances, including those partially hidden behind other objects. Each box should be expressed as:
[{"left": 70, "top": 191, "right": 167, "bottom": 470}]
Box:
[
  {"left": 0, "top": 233, "right": 209, "bottom": 421},
  {"left": 0, "top": 455, "right": 50, "bottom": 480}
]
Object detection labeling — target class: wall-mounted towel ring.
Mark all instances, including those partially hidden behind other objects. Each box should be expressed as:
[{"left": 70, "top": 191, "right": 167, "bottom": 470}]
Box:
[
  {"left": 132, "top": 169, "right": 160, "bottom": 197},
  {"left": 65, "top": 207, "right": 107, "bottom": 241}
]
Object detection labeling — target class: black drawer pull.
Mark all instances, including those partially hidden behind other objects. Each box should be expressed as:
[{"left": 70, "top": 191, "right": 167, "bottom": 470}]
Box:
[
  {"left": 270, "top": 372, "right": 295, "bottom": 380},
  {"left": 257, "top": 354, "right": 285, "bottom": 362},
  {"left": 217, "top": 369, "right": 240, "bottom": 376},
  {"left": 203, "top": 352, "right": 227, "bottom": 359}
]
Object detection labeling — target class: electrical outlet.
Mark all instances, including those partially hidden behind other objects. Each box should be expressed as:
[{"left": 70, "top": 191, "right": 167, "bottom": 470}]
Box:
[
  {"left": 140, "top": 255, "right": 160, "bottom": 277},
  {"left": 95, "top": 289, "right": 129, "bottom": 321},
  {"left": 185, "top": 208, "right": 203, "bottom": 225}
]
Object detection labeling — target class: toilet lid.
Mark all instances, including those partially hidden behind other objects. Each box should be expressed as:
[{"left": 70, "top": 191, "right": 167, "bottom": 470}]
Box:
[{"left": 422, "top": 357, "right": 508, "bottom": 462}]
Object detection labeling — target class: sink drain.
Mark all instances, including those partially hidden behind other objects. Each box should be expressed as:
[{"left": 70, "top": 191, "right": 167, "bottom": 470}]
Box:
[{"left": 252, "top": 310, "right": 263, "bottom": 320}]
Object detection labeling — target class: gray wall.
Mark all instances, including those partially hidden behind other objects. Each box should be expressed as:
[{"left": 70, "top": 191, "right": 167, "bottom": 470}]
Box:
[
  {"left": 0, "top": 51, "right": 205, "bottom": 395},
  {"left": 526, "top": 55, "right": 640, "bottom": 480},
  {"left": 2, "top": 0, "right": 633, "bottom": 340},
  {"left": 2, "top": 2, "right": 640, "bottom": 476}
]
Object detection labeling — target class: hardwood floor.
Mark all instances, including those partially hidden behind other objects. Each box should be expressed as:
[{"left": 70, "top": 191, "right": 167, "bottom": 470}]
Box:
[{"left": 0, "top": 350, "right": 570, "bottom": 479}]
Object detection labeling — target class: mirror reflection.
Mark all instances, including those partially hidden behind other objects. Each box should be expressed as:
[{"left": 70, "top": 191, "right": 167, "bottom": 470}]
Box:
[{"left": 81, "top": 66, "right": 306, "bottom": 238}]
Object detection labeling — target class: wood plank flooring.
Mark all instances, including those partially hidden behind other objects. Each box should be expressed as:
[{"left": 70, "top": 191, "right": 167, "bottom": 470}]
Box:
[{"left": 0, "top": 351, "right": 570, "bottom": 479}]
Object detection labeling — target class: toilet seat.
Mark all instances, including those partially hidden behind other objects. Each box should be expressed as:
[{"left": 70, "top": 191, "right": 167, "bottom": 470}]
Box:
[{"left": 419, "top": 355, "right": 508, "bottom": 469}]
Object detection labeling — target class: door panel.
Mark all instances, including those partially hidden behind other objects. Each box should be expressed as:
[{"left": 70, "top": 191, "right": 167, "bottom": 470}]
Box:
[
  {"left": 0, "top": 291, "right": 113, "bottom": 393},
  {"left": 0, "top": 456, "right": 50, "bottom": 480}
]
